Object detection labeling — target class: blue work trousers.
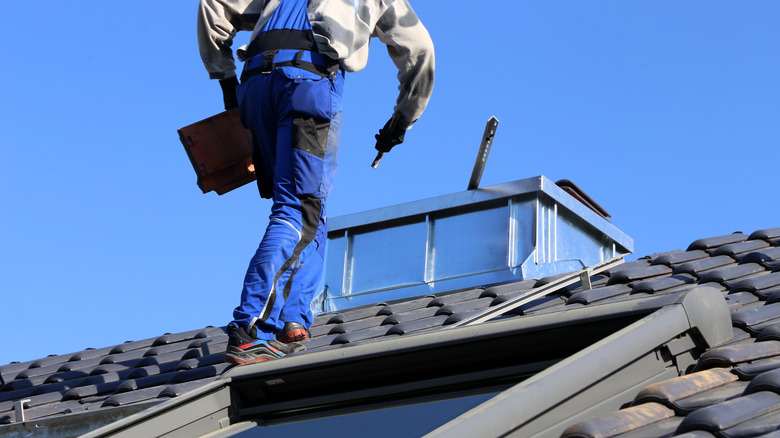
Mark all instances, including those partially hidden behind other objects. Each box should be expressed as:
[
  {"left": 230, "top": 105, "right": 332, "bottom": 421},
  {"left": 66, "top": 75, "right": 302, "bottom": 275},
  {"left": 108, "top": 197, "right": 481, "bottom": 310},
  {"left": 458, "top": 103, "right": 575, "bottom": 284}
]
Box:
[{"left": 234, "top": 66, "right": 344, "bottom": 340}]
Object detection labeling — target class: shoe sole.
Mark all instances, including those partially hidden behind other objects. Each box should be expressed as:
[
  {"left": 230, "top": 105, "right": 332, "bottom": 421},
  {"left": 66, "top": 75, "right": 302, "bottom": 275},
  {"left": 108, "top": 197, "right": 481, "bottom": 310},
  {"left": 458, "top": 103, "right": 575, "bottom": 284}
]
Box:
[
  {"left": 224, "top": 344, "right": 281, "bottom": 365},
  {"left": 225, "top": 354, "right": 273, "bottom": 365}
]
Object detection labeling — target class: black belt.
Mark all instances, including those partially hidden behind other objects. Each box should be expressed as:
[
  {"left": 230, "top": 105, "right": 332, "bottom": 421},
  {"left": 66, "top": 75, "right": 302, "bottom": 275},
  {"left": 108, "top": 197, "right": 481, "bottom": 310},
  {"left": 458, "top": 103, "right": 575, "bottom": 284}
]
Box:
[{"left": 241, "top": 49, "right": 340, "bottom": 82}]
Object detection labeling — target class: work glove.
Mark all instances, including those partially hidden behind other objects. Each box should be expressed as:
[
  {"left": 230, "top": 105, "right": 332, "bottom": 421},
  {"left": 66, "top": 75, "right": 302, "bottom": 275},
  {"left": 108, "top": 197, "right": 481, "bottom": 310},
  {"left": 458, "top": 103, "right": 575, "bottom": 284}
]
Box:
[
  {"left": 219, "top": 77, "right": 239, "bottom": 110},
  {"left": 374, "top": 113, "right": 407, "bottom": 154}
]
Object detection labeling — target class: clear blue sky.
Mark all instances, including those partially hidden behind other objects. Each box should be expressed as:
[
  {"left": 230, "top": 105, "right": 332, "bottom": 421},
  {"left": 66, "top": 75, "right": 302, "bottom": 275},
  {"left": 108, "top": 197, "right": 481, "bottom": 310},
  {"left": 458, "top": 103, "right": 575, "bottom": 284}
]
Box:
[{"left": 1, "top": 2, "right": 778, "bottom": 366}]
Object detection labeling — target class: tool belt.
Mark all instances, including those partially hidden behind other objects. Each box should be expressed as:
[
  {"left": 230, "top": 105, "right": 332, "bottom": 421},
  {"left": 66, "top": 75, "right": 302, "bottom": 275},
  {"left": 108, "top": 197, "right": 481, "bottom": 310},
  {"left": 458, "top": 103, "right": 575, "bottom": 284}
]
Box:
[{"left": 241, "top": 49, "right": 340, "bottom": 82}]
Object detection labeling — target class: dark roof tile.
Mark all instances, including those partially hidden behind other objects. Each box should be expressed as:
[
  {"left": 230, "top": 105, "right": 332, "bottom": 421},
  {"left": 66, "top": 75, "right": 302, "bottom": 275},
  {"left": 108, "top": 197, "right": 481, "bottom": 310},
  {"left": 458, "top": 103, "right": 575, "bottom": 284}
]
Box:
[
  {"left": 175, "top": 353, "right": 225, "bottom": 371},
  {"left": 480, "top": 280, "right": 544, "bottom": 304},
  {"left": 758, "top": 288, "right": 780, "bottom": 303},
  {"left": 168, "top": 363, "right": 230, "bottom": 384},
  {"left": 28, "top": 355, "right": 70, "bottom": 370},
  {"left": 735, "top": 357, "right": 780, "bottom": 380},
  {"left": 567, "top": 284, "right": 632, "bottom": 305},
  {"left": 673, "top": 256, "right": 736, "bottom": 278},
  {"left": 134, "top": 349, "right": 202, "bottom": 368},
  {"left": 42, "top": 370, "right": 90, "bottom": 385},
  {"left": 631, "top": 368, "right": 738, "bottom": 415},
  {"left": 378, "top": 306, "right": 440, "bottom": 326},
  {"left": 724, "top": 292, "right": 760, "bottom": 312},
  {"left": 511, "top": 295, "right": 568, "bottom": 316},
  {"left": 740, "top": 247, "right": 780, "bottom": 269},
  {"left": 651, "top": 250, "right": 710, "bottom": 267},
  {"left": 151, "top": 328, "right": 215, "bottom": 346},
  {"left": 676, "top": 391, "right": 780, "bottom": 436},
  {"left": 426, "top": 288, "right": 486, "bottom": 306},
  {"left": 749, "top": 227, "right": 780, "bottom": 242},
  {"left": 732, "top": 304, "right": 780, "bottom": 334},
  {"left": 324, "top": 304, "right": 386, "bottom": 324},
  {"left": 13, "top": 362, "right": 66, "bottom": 380},
  {"left": 645, "top": 249, "right": 684, "bottom": 263},
  {"left": 102, "top": 386, "right": 166, "bottom": 408},
  {"left": 433, "top": 298, "right": 494, "bottom": 317},
  {"left": 608, "top": 417, "right": 684, "bottom": 438},
  {"left": 672, "top": 380, "right": 748, "bottom": 417},
  {"left": 731, "top": 272, "right": 780, "bottom": 295},
  {"left": 687, "top": 232, "right": 748, "bottom": 251},
  {"left": 528, "top": 300, "right": 585, "bottom": 316},
  {"left": 606, "top": 265, "right": 672, "bottom": 286},
  {"left": 375, "top": 295, "right": 438, "bottom": 316},
  {"left": 723, "top": 327, "right": 753, "bottom": 347},
  {"left": 386, "top": 316, "right": 451, "bottom": 335},
  {"left": 125, "top": 362, "right": 181, "bottom": 380},
  {"left": 745, "top": 367, "right": 780, "bottom": 396},
  {"left": 159, "top": 379, "right": 221, "bottom": 399},
  {"left": 119, "top": 372, "right": 171, "bottom": 392},
  {"left": 533, "top": 272, "right": 573, "bottom": 288},
  {"left": 187, "top": 338, "right": 227, "bottom": 357},
  {"left": 2, "top": 376, "right": 47, "bottom": 393},
  {"left": 67, "top": 346, "right": 117, "bottom": 362},
  {"left": 713, "top": 240, "right": 771, "bottom": 260},
  {"left": 332, "top": 326, "right": 393, "bottom": 345},
  {"left": 565, "top": 275, "right": 610, "bottom": 294},
  {"left": 699, "top": 263, "right": 767, "bottom": 288},
  {"left": 380, "top": 307, "right": 440, "bottom": 325},
  {"left": 757, "top": 325, "right": 780, "bottom": 343},
  {"left": 307, "top": 324, "right": 332, "bottom": 339},
  {"left": 98, "top": 348, "right": 147, "bottom": 366},
  {"left": 109, "top": 338, "right": 157, "bottom": 355},
  {"left": 299, "top": 334, "right": 341, "bottom": 350},
  {"left": 62, "top": 380, "right": 123, "bottom": 401},
  {"left": 721, "top": 409, "right": 780, "bottom": 437},
  {"left": 695, "top": 341, "right": 780, "bottom": 371},
  {"left": 323, "top": 316, "right": 388, "bottom": 336},
  {"left": 602, "top": 259, "right": 652, "bottom": 277},
  {"left": 560, "top": 402, "right": 675, "bottom": 438},
  {"left": 442, "top": 309, "right": 485, "bottom": 325},
  {"left": 632, "top": 274, "right": 697, "bottom": 295}
]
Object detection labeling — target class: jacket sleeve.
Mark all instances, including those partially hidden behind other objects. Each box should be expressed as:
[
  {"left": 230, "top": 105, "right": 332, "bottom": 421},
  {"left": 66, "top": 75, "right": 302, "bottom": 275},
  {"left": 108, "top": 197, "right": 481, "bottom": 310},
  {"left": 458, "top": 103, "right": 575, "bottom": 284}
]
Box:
[
  {"left": 197, "top": 0, "right": 258, "bottom": 80},
  {"left": 374, "top": 0, "right": 435, "bottom": 128}
]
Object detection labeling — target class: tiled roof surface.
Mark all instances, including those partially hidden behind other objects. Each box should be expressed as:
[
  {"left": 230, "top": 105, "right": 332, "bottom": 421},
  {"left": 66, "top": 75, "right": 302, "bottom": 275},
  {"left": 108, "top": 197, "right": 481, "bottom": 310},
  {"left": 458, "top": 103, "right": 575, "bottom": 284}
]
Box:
[{"left": 3, "top": 226, "right": 780, "bottom": 436}]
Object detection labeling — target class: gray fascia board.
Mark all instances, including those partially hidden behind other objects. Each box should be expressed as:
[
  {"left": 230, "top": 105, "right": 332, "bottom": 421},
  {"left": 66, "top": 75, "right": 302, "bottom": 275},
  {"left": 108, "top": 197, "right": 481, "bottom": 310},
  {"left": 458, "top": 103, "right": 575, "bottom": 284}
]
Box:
[
  {"left": 80, "top": 380, "right": 232, "bottom": 438},
  {"left": 0, "top": 402, "right": 160, "bottom": 438},
  {"left": 424, "top": 286, "right": 732, "bottom": 438}
]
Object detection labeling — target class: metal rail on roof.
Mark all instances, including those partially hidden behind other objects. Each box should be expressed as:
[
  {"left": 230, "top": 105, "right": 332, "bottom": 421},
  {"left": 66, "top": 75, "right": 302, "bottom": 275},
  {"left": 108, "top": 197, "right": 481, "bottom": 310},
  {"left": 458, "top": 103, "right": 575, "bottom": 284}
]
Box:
[{"left": 448, "top": 255, "right": 625, "bottom": 328}]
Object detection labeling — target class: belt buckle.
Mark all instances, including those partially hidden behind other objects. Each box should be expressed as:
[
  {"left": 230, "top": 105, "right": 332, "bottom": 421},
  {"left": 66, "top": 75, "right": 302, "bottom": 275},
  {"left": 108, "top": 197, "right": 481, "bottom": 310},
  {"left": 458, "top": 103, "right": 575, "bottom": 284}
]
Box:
[{"left": 260, "top": 50, "right": 277, "bottom": 75}]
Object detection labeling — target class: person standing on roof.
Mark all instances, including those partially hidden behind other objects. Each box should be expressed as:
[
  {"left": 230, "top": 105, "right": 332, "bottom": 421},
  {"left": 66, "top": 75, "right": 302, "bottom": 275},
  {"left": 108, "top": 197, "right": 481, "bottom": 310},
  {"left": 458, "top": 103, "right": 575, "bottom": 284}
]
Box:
[{"left": 197, "top": 0, "right": 435, "bottom": 365}]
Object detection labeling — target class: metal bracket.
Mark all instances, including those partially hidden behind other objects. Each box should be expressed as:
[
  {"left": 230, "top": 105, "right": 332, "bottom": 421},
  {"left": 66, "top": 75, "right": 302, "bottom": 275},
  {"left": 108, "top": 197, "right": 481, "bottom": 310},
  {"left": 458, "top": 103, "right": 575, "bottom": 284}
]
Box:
[
  {"left": 580, "top": 271, "right": 593, "bottom": 291},
  {"left": 14, "top": 399, "right": 31, "bottom": 423},
  {"left": 448, "top": 256, "right": 624, "bottom": 328},
  {"left": 467, "top": 116, "right": 499, "bottom": 190}
]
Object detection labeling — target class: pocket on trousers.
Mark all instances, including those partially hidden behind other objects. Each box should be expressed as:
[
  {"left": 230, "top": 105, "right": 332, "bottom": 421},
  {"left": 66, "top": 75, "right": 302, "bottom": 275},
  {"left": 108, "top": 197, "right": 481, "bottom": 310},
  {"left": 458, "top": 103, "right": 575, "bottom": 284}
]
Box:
[
  {"left": 287, "top": 74, "right": 333, "bottom": 121},
  {"left": 292, "top": 117, "right": 330, "bottom": 197}
]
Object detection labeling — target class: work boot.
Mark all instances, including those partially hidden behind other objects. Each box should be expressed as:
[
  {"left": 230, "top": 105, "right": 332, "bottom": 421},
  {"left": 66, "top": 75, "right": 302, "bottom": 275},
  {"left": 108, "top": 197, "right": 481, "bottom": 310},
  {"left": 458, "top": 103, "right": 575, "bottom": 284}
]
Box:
[
  {"left": 224, "top": 323, "right": 305, "bottom": 365},
  {"left": 277, "top": 322, "right": 310, "bottom": 343}
]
